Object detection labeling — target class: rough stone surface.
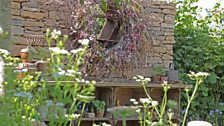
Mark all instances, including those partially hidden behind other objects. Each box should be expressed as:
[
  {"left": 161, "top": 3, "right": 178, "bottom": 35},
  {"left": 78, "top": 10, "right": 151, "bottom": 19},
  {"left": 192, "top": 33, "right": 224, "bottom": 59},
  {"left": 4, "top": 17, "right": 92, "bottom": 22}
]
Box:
[{"left": 10, "top": 0, "right": 176, "bottom": 78}]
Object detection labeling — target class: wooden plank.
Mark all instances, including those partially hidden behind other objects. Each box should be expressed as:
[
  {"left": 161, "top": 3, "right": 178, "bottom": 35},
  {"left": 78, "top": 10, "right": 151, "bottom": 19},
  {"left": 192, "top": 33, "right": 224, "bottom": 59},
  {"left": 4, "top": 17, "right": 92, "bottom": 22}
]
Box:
[{"left": 46, "top": 81, "right": 192, "bottom": 89}]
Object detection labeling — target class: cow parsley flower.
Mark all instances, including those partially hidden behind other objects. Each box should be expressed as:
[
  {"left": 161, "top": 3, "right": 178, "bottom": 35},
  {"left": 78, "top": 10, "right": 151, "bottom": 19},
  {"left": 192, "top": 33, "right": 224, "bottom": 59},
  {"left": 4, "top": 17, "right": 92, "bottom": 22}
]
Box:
[
  {"left": 78, "top": 39, "right": 89, "bottom": 46},
  {"left": 140, "top": 98, "right": 151, "bottom": 104},
  {"left": 51, "top": 29, "right": 61, "bottom": 39}
]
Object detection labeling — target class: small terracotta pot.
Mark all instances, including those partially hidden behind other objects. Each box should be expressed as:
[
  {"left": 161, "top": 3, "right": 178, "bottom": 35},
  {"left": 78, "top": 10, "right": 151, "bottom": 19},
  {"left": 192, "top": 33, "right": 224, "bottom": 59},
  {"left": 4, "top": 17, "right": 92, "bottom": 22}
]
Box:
[
  {"left": 161, "top": 76, "right": 168, "bottom": 82},
  {"left": 96, "top": 110, "right": 104, "bottom": 117},
  {"left": 152, "top": 75, "right": 161, "bottom": 83}
]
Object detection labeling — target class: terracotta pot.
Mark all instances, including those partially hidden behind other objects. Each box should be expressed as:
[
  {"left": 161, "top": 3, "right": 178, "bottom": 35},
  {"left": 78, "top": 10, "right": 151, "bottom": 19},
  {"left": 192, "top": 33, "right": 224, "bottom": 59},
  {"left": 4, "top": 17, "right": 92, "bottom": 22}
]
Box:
[
  {"left": 161, "top": 76, "right": 168, "bottom": 82},
  {"left": 152, "top": 75, "right": 161, "bottom": 83},
  {"left": 96, "top": 110, "right": 105, "bottom": 117},
  {"left": 20, "top": 52, "right": 29, "bottom": 63}
]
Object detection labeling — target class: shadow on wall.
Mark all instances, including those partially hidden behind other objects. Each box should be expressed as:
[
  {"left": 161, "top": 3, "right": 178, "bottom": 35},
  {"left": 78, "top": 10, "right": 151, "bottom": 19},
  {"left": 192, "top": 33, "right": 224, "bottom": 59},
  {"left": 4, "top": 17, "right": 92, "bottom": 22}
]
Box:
[{"left": 0, "top": 0, "right": 11, "bottom": 49}]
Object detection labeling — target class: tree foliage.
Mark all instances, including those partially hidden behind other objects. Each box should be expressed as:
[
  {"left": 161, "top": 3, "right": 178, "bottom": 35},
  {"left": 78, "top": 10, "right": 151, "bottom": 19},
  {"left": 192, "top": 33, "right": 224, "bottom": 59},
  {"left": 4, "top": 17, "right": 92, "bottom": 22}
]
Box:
[{"left": 174, "top": 0, "right": 224, "bottom": 125}]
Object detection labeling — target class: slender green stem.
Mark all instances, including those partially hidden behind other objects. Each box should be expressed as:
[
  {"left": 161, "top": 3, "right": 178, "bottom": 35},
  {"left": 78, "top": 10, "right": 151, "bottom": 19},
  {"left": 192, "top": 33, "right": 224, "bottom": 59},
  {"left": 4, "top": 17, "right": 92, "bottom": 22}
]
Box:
[
  {"left": 122, "top": 114, "right": 126, "bottom": 126},
  {"left": 143, "top": 85, "right": 161, "bottom": 117},
  {"left": 77, "top": 102, "right": 86, "bottom": 126},
  {"left": 143, "top": 106, "right": 146, "bottom": 126},
  {"left": 182, "top": 79, "right": 200, "bottom": 126}
]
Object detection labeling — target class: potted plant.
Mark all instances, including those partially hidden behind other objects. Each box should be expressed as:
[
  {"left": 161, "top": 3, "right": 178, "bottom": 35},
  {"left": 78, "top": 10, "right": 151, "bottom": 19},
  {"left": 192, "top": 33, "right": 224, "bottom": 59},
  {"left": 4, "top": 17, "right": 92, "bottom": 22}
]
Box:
[
  {"left": 151, "top": 66, "right": 167, "bottom": 82},
  {"left": 92, "top": 100, "right": 106, "bottom": 117}
]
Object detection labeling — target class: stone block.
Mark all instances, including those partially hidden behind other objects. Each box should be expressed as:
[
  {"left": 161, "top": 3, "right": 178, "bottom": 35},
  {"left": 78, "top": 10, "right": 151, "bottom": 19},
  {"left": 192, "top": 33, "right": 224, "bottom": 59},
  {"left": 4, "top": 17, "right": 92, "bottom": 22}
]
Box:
[
  {"left": 163, "top": 40, "right": 175, "bottom": 44},
  {"left": 11, "top": 26, "right": 24, "bottom": 35},
  {"left": 161, "top": 23, "right": 175, "bottom": 29},
  {"left": 24, "top": 30, "right": 43, "bottom": 35},
  {"left": 9, "top": 44, "right": 27, "bottom": 56},
  {"left": 23, "top": 7, "right": 40, "bottom": 12},
  {"left": 24, "top": 21, "right": 44, "bottom": 27},
  {"left": 165, "top": 36, "right": 174, "bottom": 41},
  {"left": 154, "top": 46, "right": 167, "bottom": 53},
  {"left": 148, "top": 57, "right": 163, "bottom": 64},
  {"left": 12, "top": 9, "right": 20, "bottom": 16},
  {"left": 162, "top": 54, "right": 173, "bottom": 60},
  {"left": 49, "top": 11, "right": 60, "bottom": 20},
  {"left": 162, "top": 9, "right": 176, "bottom": 15},
  {"left": 12, "top": 36, "right": 27, "bottom": 45},
  {"left": 12, "top": 16, "right": 25, "bottom": 20},
  {"left": 24, "top": 27, "right": 41, "bottom": 31},
  {"left": 11, "top": 19, "right": 24, "bottom": 26},
  {"left": 164, "top": 15, "right": 174, "bottom": 22},
  {"left": 12, "top": 0, "right": 28, "bottom": 2},
  {"left": 22, "top": 1, "right": 39, "bottom": 8},
  {"left": 21, "top": 11, "right": 45, "bottom": 19},
  {"left": 12, "top": 2, "right": 20, "bottom": 9}
]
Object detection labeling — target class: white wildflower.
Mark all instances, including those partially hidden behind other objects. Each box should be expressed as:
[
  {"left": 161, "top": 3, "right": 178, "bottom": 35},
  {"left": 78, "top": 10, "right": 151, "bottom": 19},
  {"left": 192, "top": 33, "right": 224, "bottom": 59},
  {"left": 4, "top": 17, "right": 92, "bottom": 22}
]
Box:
[
  {"left": 49, "top": 47, "right": 69, "bottom": 55},
  {"left": 0, "top": 49, "right": 10, "bottom": 55},
  {"left": 145, "top": 78, "right": 151, "bottom": 82},
  {"left": 140, "top": 98, "right": 151, "bottom": 104},
  {"left": 133, "top": 101, "right": 139, "bottom": 105},
  {"left": 51, "top": 29, "right": 61, "bottom": 39},
  {"left": 78, "top": 39, "right": 89, "bottom": 46},
  {"left": 70, "top": 48, "right": 84, "bottom": 54},
  {"left": 152, "top": 101, "right": 159, "bottom": 107},
  {"left": 65, "top": 114, "right": 80, "bottom": 120},
  {"left": 130, "top": 98, "right": 136, "bottom": 102},
  {"left": 136, "top": 109, "right": 141, "bottom": 113},
  {"left": 0, "top": 27, "right": 3, "bottom": 34},
  {"left": 188, "top": 71, "right": 210, "bottom": 80}
]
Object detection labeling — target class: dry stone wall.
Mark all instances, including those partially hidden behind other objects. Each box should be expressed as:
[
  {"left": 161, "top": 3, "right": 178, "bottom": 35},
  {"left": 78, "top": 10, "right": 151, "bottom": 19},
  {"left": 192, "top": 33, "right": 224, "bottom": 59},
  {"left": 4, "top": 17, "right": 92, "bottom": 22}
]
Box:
[
  {"left": 119, "top": 1, "right": 176, "bottom": 78},
  {"left": 11, "top": 0, "right": 68, "bottom": 55},
  {"left": 10, "top": 0, "right": 176, "bottom": 78}
]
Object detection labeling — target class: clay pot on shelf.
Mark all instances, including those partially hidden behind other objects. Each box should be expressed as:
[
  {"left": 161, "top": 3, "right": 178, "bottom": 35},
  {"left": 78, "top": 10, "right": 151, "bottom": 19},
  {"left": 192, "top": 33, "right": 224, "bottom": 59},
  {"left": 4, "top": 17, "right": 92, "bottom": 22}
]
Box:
[
  {"left": 152, "top": 75, "right": 161, "bottom": 82},
  {"left": 161, "top": 76, "right": 168, "bottom": 82},
  {"left": 20, "top": 48, "right": 30, "bottom": 63},
  {"left": 96, "top": 110, "right": 105, "bottom": 118}
]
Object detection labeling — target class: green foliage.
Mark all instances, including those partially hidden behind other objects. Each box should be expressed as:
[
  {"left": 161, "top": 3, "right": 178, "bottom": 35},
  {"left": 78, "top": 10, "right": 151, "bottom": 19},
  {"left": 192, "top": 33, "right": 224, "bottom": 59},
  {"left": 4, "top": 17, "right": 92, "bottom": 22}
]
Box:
[
  {"left": 0, "top": 29, "right": 96, "bottom": 126},
  {"left": 92, "top": 100, "right": 106, "bottom": 112},
  {"left": 174, "top": 0, "right": 224, "bottom": 125},
  {"left": 152, "top": 66, "right": 166, "bottom": 76}
]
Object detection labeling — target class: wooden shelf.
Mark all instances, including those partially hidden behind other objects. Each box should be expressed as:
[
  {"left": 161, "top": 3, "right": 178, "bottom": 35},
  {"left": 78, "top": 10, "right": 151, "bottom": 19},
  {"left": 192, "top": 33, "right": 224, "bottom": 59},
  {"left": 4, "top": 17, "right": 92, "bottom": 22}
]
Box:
[
  {"left": 46, "top": 81, "right": 192, "bottom": 89},
  {"left": 81, "top": 117, "right": 111, "bottom": 121}
]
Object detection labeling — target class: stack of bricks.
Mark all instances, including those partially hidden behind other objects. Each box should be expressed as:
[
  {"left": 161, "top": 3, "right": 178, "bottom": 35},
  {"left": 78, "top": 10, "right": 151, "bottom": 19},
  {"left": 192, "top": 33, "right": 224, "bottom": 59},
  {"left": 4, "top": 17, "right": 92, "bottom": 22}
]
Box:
[
  {"left": 10, "top": 0, "right": 176, "bottom": 78},
  {"left": 11, "top": 0, "right": 68, "bottom": 56}
]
